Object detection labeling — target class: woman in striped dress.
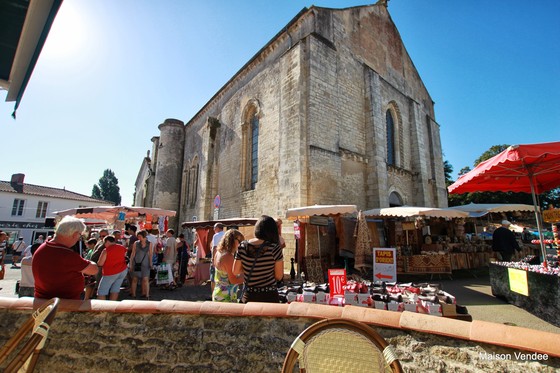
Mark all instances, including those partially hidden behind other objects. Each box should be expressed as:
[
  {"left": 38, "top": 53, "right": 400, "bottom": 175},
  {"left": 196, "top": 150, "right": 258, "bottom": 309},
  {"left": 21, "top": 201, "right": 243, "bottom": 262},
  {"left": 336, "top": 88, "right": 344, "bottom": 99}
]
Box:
[{"left": 233, "top": 215, "right": 284, "bottom": 303}]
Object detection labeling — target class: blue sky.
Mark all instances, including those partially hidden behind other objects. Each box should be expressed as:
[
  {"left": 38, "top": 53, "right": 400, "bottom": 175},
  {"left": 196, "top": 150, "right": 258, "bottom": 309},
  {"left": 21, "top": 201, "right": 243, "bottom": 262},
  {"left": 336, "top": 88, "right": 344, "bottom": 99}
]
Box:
[{"left": 1, "top": 0, "right": 559, "bottom": 206}]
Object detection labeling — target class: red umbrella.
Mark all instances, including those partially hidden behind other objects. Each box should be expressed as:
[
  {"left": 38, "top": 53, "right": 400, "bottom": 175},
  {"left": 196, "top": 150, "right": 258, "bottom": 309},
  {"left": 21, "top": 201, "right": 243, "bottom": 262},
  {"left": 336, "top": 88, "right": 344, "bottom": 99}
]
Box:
[{"left": 448, "top": 141, "right": 560, "bottom": 265}]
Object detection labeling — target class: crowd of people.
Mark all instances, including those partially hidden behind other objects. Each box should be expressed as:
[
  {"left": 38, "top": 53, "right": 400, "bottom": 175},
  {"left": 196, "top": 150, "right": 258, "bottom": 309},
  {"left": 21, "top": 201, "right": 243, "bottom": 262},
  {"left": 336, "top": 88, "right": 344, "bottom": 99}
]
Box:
[{"left": 2, "top": 214, "right": 286, "bottom": 305}]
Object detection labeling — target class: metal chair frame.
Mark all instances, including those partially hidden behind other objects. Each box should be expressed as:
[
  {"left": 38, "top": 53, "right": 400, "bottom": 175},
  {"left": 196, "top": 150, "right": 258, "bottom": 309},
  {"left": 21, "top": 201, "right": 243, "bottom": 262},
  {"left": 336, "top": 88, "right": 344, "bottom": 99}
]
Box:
[
  {"left": 282, "top": 318, "right": 403, "bottom": 373},
  {"left": 0, "top": 298, "right": 60, "bottom": 373}
]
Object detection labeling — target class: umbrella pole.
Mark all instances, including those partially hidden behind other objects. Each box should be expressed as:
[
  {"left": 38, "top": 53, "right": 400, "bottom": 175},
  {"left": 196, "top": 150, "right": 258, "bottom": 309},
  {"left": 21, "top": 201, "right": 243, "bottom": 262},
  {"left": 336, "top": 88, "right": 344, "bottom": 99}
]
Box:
[
  {"left": 529, "top": 176, "right": 548, "bottom": 267},
  {"left": 317, "top": 225, "right": 321, "bottom": 261}
]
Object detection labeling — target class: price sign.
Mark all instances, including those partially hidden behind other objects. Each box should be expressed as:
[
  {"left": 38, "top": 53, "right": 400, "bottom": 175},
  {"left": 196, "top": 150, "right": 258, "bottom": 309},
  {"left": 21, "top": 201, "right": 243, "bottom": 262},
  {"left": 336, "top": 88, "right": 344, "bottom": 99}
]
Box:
[{"left": 328, "top": 269, "right": 347, "bottom": 297}]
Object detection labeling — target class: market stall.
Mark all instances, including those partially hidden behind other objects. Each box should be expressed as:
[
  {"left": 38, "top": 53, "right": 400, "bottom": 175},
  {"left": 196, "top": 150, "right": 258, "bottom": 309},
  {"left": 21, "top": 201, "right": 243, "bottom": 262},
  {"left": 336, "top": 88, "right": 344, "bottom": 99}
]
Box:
[
  {"left": 364, "top": 207, "right": 469, "bottom": 275},
  {"left": 180, "top": 218, "right": 258, "bottom": 285},
  {"left": 52, "top": 205, "right": 177, "bottom": 232},
  {"left": 285, "top": 205, "right": 358, "bottom": 283},
  {"left": 449, "top": 142, "right": 560, "bottom": 321}
]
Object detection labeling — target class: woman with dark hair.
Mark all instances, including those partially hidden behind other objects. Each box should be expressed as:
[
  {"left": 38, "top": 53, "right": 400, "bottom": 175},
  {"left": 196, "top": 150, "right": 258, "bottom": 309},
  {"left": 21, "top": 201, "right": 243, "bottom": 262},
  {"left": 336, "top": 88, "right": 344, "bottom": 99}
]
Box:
[{"left": 233, "top": 215, "right": 284, "bottom": 303}]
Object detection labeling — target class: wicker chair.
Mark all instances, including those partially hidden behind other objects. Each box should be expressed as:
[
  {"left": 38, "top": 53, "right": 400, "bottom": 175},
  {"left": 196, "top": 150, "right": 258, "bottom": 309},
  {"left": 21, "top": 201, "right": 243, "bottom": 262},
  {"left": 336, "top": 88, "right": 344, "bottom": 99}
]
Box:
[
  {"left": 282, "top": 318, "right": 403, "bottom": 373},
  {"left": 0, "top": 298, "right": 60, "bottom": 373}
]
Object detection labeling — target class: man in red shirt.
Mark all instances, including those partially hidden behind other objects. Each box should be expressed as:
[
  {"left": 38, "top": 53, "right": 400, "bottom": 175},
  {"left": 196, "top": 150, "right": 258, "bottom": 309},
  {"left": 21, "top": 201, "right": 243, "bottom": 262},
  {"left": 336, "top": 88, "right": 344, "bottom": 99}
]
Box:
[{"left": 32, "top": 216, "right": 98, "bottom": 300}]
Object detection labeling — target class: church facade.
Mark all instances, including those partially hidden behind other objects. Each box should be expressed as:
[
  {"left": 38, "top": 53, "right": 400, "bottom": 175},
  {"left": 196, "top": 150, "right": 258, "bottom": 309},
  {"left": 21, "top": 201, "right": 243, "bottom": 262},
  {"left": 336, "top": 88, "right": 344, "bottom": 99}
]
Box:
[{"left": 135, "top": 4, "right": 447, "bottom": 230}]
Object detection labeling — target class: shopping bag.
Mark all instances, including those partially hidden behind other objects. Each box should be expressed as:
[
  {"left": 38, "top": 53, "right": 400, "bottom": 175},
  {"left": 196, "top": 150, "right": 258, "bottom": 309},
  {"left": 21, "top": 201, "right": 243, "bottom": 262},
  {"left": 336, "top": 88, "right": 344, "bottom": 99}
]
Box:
[{"left": 156, "top": 264, "right": 172, "bottom": 285}]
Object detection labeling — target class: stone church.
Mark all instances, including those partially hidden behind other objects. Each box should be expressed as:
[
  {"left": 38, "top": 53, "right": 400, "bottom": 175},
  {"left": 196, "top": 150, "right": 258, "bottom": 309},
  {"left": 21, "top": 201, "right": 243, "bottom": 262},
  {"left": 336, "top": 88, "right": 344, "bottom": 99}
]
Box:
[{"left": 135, "top": 3, "right": 447, "bottom": 232}]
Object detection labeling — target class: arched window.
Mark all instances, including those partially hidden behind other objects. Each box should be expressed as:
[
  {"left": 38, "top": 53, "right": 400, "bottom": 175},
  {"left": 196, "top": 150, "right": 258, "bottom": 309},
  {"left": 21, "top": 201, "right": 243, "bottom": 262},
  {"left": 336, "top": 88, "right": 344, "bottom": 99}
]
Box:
[
  {"left": 242, "top": 100, "right": 261, "bottom": 191},
  {"left": 389, "top": 191, "right": 403, "bottom": 207},
  {"left": 386, "top": 110, "right": 395, "bottom": 166},
  {"left": 250, "top": 113, "right": 259, "bottom": 190},
  {"left": 185, "top": 157, "right": 199, "bottom": 207}
]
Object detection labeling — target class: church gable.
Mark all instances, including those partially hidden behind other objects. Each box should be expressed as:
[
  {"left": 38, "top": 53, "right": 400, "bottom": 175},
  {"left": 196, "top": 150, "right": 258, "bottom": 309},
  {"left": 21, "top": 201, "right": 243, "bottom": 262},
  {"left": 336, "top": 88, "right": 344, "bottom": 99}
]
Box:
[{"left": 139, "top": 3, "right": 446, "bottom": 226}]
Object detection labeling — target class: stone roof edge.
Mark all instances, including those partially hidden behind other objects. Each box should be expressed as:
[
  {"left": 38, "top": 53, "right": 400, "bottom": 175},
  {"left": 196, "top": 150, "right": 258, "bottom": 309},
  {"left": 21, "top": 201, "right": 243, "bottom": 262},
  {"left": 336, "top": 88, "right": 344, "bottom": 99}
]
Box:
[{"left": 1, "top": 296, "right": 558, "bottom": 358}]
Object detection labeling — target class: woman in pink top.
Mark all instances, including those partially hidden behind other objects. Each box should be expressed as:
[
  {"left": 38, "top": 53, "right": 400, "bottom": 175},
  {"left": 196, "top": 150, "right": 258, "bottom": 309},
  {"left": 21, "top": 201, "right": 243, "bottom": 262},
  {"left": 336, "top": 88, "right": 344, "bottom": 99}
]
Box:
[{"left": 96, "top": 235, "right": 128, "bottom": 300}]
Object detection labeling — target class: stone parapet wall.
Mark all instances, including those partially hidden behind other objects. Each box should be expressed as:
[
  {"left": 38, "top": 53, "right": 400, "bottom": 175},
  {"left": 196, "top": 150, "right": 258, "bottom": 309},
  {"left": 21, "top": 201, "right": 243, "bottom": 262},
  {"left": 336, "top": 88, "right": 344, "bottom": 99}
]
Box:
[{"left": 1, "top": 298, "right": 558, "bottom": 372}]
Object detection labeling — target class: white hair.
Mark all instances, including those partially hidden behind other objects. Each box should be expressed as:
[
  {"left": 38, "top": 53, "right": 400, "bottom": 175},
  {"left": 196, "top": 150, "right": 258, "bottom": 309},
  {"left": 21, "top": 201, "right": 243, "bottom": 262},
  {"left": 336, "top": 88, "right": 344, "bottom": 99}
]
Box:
[{"left": 55, "top": 216, "right": 86, "bottom": 237}]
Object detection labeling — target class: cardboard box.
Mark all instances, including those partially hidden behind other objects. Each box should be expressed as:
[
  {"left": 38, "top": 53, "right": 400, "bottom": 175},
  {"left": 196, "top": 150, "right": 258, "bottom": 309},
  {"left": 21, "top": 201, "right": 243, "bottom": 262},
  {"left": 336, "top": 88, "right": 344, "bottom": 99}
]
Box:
[
  {"left": 329, "top": 295, "right": 345, "bottom": 307},
  {"left": 404, "top": 303, "right": 418, "bottom": 313},
  {"left": 374, "top": 301, "right": 387, "bottom": 310},
  {"left": 315, "top": 292, "right": 329, "bottom": 304},
  {"left": 286, "top": 293, "right": 297, "bottom": 303},
  {"left": 357, "top": 294, "right": 371, "bottom": 307},
  {"left": 303, "top": 292, "right": 315, "bottom": 303},
  {"left": 387, "top": 301, "right": 403, "bottom": 312},
  {"left": 345, "top": 293, "right": 359, "bottom": 306},
  {"left": 441, "top": 303, "right": 457, "bottom": 317}
]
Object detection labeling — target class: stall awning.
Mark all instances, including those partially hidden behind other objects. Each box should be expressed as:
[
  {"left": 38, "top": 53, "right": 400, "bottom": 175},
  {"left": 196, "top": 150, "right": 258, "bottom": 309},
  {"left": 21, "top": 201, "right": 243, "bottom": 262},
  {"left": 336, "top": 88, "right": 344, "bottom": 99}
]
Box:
[
  {"left": 449, "top": 203, "right": 537, "bottom": 218},
  {"left": 52, "top": 205, "right": 176, "bottom": 221},
  {"left": 285, "top": 205, "right": 358, "bottom": 220},
  {"left": 181, "top": 218, "right": 258, "bottom": 229},
  {"left": 363, "top": 206, "right": 468, "bottom": 219}
]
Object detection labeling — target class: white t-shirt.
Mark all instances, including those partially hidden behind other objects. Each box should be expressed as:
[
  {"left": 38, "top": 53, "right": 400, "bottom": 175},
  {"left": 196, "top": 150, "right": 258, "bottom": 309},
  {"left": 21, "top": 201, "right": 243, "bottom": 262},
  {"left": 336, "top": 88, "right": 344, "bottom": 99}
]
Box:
[
  {"left": 211, "top": 231, "right": 225, "bottom": 248},
  {"left": 13, "top": 240, "right": 26, "bottom": 253}
]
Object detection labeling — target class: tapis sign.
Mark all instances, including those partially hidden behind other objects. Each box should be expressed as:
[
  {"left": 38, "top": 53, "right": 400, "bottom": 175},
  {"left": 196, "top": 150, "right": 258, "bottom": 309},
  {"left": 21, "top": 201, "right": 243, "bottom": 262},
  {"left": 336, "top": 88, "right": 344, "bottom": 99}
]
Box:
[{"left": 373, "top": 248, "right": 397, "bottom": 282}]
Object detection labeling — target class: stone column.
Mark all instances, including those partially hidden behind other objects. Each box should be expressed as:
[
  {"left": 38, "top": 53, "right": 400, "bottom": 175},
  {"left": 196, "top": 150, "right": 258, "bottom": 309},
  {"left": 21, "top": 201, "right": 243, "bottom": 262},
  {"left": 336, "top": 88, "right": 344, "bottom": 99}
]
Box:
[{"left": 152, "top": 118, "right": 185, "bottom": 230}]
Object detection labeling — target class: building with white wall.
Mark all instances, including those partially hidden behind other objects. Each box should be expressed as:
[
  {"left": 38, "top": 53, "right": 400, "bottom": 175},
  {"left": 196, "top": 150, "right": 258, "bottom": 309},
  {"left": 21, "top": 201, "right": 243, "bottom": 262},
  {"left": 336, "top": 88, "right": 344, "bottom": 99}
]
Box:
[{"left": 0, "top": 173, "right": 109, "bottom": 247}]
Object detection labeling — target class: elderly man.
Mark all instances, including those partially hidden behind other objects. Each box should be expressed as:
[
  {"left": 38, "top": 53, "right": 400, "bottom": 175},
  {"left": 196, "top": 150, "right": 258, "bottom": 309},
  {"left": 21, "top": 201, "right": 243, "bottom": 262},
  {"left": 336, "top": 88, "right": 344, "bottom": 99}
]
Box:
[{"left": 32, "top": 216, "right": 98, "bottom": 299}]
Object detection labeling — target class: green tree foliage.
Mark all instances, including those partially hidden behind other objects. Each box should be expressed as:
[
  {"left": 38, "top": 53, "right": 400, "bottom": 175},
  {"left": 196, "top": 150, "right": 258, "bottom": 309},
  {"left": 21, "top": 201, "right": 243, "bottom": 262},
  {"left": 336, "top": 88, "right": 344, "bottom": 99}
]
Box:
[
  {"left": 473, "top": 144, "right": 510, "bottom": 166},
  {"left": 443, "top": 160, "right": 453, "bottom": 187},
  {"left": 91, "top": 169, "right": 122, "bottom": 205},
  {"left": 458, "top": 166, "right": 471, "bottom": 176},
  {"left": 91, "top": 184, "right": 102, "bottom": 200}
]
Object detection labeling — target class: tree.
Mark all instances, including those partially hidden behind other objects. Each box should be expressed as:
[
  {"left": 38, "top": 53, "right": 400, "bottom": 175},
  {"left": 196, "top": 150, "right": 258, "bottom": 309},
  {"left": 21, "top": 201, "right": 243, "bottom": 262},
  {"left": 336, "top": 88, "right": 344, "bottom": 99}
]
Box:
[
  {"left": 473, "top": 144, "right": 510, "bottom": 166},
  {"left": 92, "top": 169, "right": 122, "bottom": 205},
  {"left": 91, "top": 184, "right": 102, "bottom": 200},
  {"left": 443, "top": 160, "right": 453, "bottom": 187},
  {"left": 458, "top": 166, "right": 471, "bottom": 176}
]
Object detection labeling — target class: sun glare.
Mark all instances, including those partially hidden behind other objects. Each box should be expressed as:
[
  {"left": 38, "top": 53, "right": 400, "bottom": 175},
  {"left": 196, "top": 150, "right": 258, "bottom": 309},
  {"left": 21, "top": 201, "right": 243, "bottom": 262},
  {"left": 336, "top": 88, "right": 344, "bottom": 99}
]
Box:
[{"left": 41, "top": 1, "right": 90, "bottom": 60}]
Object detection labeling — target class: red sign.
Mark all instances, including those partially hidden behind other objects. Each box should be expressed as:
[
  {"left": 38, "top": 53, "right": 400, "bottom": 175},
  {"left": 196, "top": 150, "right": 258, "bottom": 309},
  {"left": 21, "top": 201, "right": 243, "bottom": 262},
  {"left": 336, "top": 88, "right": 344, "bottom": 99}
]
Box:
[
  {"left": 213, "top": 195, "right": 221, "bottom": 209},
  {"left": 328, "top": 269, "right": 347, "bottom": 297}
]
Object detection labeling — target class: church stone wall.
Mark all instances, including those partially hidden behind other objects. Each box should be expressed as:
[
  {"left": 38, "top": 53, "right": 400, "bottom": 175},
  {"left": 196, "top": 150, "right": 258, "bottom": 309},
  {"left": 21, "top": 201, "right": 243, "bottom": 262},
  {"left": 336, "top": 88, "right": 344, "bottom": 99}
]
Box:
[{"left": 140, "top": 4, "right": 448, "bottom": 231}]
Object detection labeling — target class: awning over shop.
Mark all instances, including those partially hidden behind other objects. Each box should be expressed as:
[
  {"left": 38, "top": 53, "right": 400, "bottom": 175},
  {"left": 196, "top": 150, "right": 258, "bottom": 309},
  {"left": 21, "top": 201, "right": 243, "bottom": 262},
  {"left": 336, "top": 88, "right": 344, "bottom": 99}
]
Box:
[
  {"left": 285, "top": 205, "right": 358, "bottom": 220},
  {"left": 52, "top": 205, "right": 176, "bottom": 221},
  {"left": 181, "top": 218, "right": 258, "bottom": 229},
  {"left": 450, "top": 203, "right": 537, "bottom": 218},
  {"left": 363, "top": 206, "right": 468, "bottom": 219}
]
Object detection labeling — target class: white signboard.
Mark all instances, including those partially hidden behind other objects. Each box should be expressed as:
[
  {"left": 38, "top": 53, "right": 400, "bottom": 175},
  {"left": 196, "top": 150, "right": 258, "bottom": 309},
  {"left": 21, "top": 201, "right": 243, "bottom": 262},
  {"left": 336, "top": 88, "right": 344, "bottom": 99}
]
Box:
[
  {"left": 373, "top": 248, "right": 397, "bottom": 283},
  {"left": 213, "top": 208, "right": 219, "bottom": 220}
]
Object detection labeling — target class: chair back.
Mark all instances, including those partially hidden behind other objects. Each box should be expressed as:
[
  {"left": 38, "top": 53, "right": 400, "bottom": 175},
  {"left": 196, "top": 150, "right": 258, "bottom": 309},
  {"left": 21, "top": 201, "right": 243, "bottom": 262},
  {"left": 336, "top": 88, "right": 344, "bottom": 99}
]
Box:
[
  {"left": 0, "top": 298, "right": 60, "bottom": 373},
  {"left": 282, "top": 318, "right": 403, "bottom": 373}
]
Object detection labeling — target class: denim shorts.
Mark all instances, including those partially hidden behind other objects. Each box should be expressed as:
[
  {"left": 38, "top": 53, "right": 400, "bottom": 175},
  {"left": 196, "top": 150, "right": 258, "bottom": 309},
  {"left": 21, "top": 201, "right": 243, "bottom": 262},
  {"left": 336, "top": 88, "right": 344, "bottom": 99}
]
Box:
[{"left": 97, "top": 268, "right": 128, "bottom": 296}]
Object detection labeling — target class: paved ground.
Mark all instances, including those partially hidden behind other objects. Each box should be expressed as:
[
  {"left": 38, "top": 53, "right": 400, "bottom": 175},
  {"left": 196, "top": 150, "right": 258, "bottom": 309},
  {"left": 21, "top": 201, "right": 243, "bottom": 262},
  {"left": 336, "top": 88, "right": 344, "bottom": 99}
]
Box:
[
  {"left": 0, "top": 259, "right": 212, "bottom": 302},
  {"left": 1, "top": 262, "right": 559, "bottom": 334}
]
